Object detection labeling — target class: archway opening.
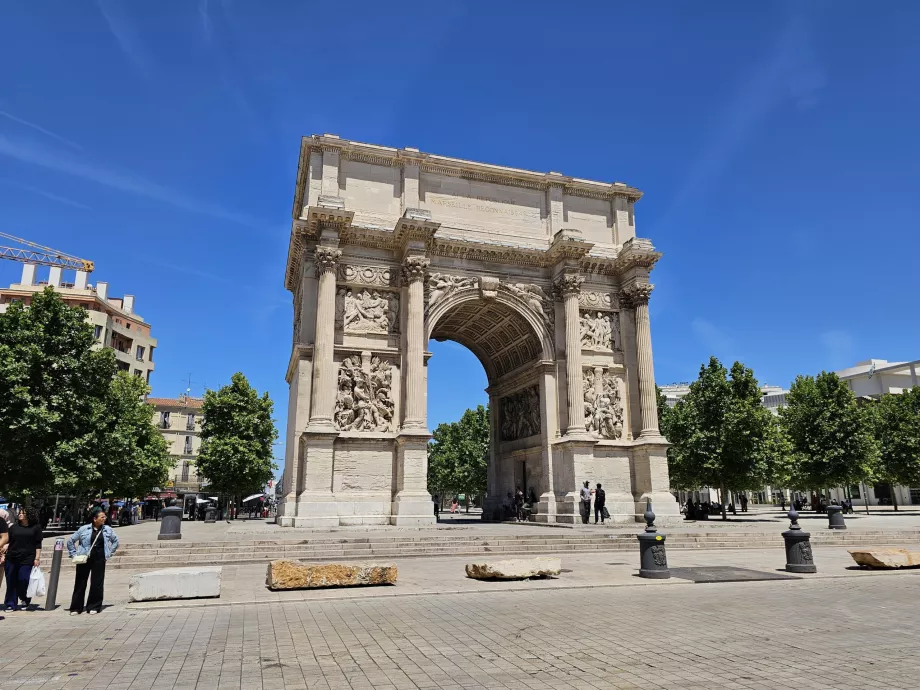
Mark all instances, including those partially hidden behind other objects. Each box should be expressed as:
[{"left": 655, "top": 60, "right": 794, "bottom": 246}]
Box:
[{"left": 427, "top": 297, "right": 549, "bottom": 521}]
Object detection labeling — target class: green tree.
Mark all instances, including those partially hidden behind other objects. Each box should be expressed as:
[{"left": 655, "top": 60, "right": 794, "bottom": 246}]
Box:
[
  {"left": 868, "top": 388, "right": 920, "bottom": 510},
  {"left": 0, "top": 287, "right": 115, "bottom": 497},
  {"left": 91, "top": 372, "right": 173, "bottom": 498},
  {"left": 196, "top": 373, "right": 278, "bottom": 508},
  {"left": 427, "top": 405, "right": 489, "bottom": 507},
  {"left": 780, "top": 371, "right": 876, "bottom": 492},
  {"left": 656, "top": 386, "right": 672, "bottom": 439},
  {"left": 666, "top": 357, "right": 779, "bottom": 518}
]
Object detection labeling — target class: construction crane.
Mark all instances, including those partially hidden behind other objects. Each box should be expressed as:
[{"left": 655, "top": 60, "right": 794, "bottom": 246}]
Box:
[{"left": 0, "top": 232, "right": 93, "bottom": 273}]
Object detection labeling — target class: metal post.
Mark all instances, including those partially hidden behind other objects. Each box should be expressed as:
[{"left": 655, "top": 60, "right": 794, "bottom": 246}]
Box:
[
  {"left": 782, "top": 504, "right": 816, "bottom": 573},
  {"left": 44, "top": 538, "right": 65, "bottom": 611},
  {"left": 637, "top": 499, "right": 670, "bottom": 579}
]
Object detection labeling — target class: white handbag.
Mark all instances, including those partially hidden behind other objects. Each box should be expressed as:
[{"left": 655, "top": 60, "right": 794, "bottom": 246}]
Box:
[{"left": 72, "top": 528, "right": 103, "bottom": 565}]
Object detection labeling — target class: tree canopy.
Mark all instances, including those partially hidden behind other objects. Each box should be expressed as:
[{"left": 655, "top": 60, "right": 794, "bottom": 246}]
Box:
[
  {"left": 0, "top": 287, "right": 115, "bottom": 497},
  {"left": 196, "top": 372, "right": 278, "bottom": 498},
  {"left": 666, "top": 357, "right": 780, "bottom": 516},
  {"left": 780, "top": 371, "right": 876, "bottom": 490},
  {"left": 427, "top": 405, "right": 489, "bottom": 502},
  {"left": 867, "top": 387, "right": 920, "bottom": 505}
]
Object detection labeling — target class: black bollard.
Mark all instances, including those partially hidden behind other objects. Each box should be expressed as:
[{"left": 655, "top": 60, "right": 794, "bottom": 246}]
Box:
[
  {"left": 637, "top": 499, "right": 670, "bottom": 579},
  {"left": 158, "top": 500, "right": 183, "bottom": 541},
  {"left": 783, "top": 504, "right": 816, "bottom": 573},
  {"left": 827, "top": 505, "right": 846, "bottom": 530},
  {"left": 44, "top": 538, "right": 65, "bottom": 611}
]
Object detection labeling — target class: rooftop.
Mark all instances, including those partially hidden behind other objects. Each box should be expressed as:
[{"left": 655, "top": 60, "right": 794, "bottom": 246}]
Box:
[{"left": 148, "top": 396, "right": 204, "bottom": 410}]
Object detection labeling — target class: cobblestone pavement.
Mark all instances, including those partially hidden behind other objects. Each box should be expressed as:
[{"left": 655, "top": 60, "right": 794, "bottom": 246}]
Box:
[{"left": 1, "top": 573, "right": 918, "bottom": 689}]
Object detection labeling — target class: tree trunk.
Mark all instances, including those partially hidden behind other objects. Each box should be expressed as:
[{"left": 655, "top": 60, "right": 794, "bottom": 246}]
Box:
[
  {"left": 719, "top": 485, "right": 727, "bottom": 520},
  {"left": 892, "top": 485, "right": 899, "bottom": 512}
]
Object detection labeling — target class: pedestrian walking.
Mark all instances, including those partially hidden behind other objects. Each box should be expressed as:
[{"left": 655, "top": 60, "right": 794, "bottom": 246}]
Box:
[
  {"left": 3, "top": 506, "right": 43, "bottom": 612},
  {"left": 433, "top": 495, "right": 440, "bottom": 522},
  {"left": 66, "top": 507, "right": 119, "bottom": 616},
  {"left": 580, "top": 481, "right": 592, "bottom": 524},
  {"left": 740, "top": 494, "right": 748, "bottom": 513},
  {"left": 594, "top": 483, "right": 606, "bottom": 524},
  {"left": 0, "top": 508, "right": 9, "bottom": 598},
  {"left": 780, "top": 495, "right": 786, "bottom": 511}
]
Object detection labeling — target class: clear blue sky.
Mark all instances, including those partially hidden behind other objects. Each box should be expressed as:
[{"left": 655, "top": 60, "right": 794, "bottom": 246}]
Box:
[{"left": 2, "top": 2, "right": 919, "bottom": 471}]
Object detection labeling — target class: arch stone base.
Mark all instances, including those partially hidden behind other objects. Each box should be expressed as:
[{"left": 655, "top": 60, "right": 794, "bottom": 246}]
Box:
[{"left": 278, "top": 135, "right": 679, "bottom": 527}]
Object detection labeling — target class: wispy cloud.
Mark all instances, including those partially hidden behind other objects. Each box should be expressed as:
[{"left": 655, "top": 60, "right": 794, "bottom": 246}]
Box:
[
  {"left": 655, "top": 13, "right": 826, "bottom": 230},
  {"left": 691, "top": 318, "right": 739, "bottom": 362},
  {"left": 96, "top": 0, "right": 154, "bottom": 77},
  {"left": 820, "top": 330, "right": 856, "bottom": 370},
  {"left": 0, "top": 110, "right": 83, "bottom": 151},
  {"left": 0, "top": 135, "right": 264, "bottom": 229},
  {"left": 0, "top": 178, "right": 92, "bottom": 210}
]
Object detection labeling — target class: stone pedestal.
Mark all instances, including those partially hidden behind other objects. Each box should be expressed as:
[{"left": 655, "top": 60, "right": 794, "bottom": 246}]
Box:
[
  {"left": 293, "top": 429, "right": 340, "bottom": 528},
  {"left": 391, "top": 432, "right": 436, "bottom": 527}
]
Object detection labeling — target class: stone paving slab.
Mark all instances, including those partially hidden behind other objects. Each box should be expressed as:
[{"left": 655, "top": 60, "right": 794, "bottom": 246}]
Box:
[{"left": 1, "top": 567, "right": 919, "bottom": 689}]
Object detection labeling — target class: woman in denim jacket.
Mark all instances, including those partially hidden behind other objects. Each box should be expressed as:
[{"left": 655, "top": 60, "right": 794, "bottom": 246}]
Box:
[{"left": 66, "top": 507, "right": 119, "bottom": 615}]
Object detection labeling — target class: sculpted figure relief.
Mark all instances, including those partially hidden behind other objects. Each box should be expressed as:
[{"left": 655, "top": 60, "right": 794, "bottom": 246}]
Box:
[
  {"left": 583, "top": 369, "right": 624, "bottom": 439},
  {"left": 427, "top": 273, "right": 477, "bottom": 307},
  {"left": 334, "top": 356, "right": 395, "bottom": 432},
  {"left": 336, "top": 288, "right": 398, "bottom": 334},
  {"left": 499, "top": 385, "right": 541, "bottom": 442},
  {"left": 502, "top": 282, "right": 554, "bottom": 326},
  {"left": 580, "top": 311, "right": 620, "bottom": 350}
]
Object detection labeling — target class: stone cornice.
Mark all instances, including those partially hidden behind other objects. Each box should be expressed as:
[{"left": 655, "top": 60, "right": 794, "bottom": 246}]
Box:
[
  {"left": 613, "top": 237, "right": 662, "bottom": 274},
  {"left": 547, "top": 228, "right": 594, "bottom": 265},
  {"left": 284, "top": 200, "right": 355, "bottom": 291},
  {"left": 292, "top": 134, "right": 643, "bottom": 217}
]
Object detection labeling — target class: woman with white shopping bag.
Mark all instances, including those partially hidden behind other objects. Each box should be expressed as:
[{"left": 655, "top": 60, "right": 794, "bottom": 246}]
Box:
[
  {"left": 3, "top": 506, "right": 43, "bottom": 612},
  {"left": 66, "top": 507, "right": 119, "bottom": 615}
]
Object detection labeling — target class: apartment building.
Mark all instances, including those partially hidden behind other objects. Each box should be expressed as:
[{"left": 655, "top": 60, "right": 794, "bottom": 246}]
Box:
[
  {"left": 0, "top": 263, "right": 157, "bottom": 383},
  {"left": 149, "top": 395, "right": 204, "bottom": 495}
]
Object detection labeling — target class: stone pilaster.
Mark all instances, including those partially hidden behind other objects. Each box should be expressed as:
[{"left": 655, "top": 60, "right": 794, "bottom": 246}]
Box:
[
  {"left": 308, "top": 246, "right": 341, "bottom": 428},
  {"left": 622, "top": 283, "right": 659, "bottom": 438},
  {"left": 555, "top": 274, "right": 588, "bottom": 437},
  {"left": 401, "top": 255, "right": 429, "bottom": 430}
]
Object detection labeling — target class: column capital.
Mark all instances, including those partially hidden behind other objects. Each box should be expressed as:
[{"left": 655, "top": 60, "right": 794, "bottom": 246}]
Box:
[
  {"left": 621, "top": 282, "right": 654, "bottom": 308},
  {"left": 401, "top": 256, "right": 430, "bottom": 284},
  {"left": 313, "top": 247, "right": 342, "bottom": 275},
  {"left": 553, "top": 274, "right": 584, "bottom": 299}
]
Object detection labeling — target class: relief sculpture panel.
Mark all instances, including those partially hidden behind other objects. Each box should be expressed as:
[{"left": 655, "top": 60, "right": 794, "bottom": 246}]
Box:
[
  {"left": 580, "top": 311, "right": 620, "bottom": 350},
  {"left": 335, "top": 288, "right": 399, "bottom": 334},
  {"left": 334, "top": 355, "right": 395, "bottom": 432},
  {"left": 583, "top": 369, "right": 624, "bottom": 439},
  {"left": 499, "top": 385, "right": 541, "bottom": 442},
  {"left": 427, "top": 273, "right": 477, "bottom": 308},
  {"left": 501, "top": 282, "right": 554, "bottom": 327}
]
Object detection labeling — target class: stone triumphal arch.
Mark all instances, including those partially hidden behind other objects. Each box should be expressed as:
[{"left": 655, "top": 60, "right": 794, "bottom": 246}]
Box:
[{"left": 278, "top": 134, "right": 679, "bottom": 527}]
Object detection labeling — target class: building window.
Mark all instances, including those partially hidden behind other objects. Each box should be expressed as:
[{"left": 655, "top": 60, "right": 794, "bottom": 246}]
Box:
[
  {"left": 136, "top": 345, "right": 145, "bottom": 361},
  {"left": 126, "top": 323, "right": 131, "bottom": 329},
  {"left": 116, "top": 361, "right": 129, "bottom": 372},
  {"left": 187, "top": 414, "right": 196, "bottom": 430},
  {"left": 184, "top": 436, "right": 193, "bottom": 454},
  {"left": 849, "top": 484, "right": 861, "bottom": 499},
  {"left": 134, "top": 369, "right": 143, "bottom": 377},
  {"left": 94, "top": 325, "right": 102, "bottom": 339},
  {"left": 181, "top": 461, "right": 190, "bottom": 482},
  {"left": 149, "top": 346, "right": 155, "bottom": 362},
  {"left": 160, "top": 412, "right": 170, "bottom": 429}
]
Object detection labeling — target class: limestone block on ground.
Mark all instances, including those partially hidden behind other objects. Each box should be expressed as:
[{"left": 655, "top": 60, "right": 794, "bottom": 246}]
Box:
[
  {"left": 266, "top": 560, "right": 397, "bottom": 590},
  {"left": 465, "top": 557, "right": 562, "bottom": 580},
  {"left": 849, "top": 548, "right": 920, "bottom": 569},
  {"left": 128, "top": 566, "right": 221, "bottom": 602}
]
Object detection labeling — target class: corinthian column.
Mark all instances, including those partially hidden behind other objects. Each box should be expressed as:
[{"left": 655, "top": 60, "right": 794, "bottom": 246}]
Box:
[
  {"left": 308, "top": 246, "right": 341, "bottom": 427},
  {"left": 556, "top": 273, "right": 587, "bottom": 436},
  {"left": 402, "top": 255, "right": 430, "bottom": 430},
  {"left": 624, "top": 283, "right": 659, "bottom": 438}
]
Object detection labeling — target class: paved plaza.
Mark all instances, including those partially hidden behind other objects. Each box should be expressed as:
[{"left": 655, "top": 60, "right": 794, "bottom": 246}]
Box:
[{"left": 2, "top": 544, "right": 920, "bottom": 689}]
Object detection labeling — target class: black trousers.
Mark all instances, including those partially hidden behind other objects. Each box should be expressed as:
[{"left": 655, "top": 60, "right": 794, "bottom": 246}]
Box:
[
  {"left": 580, "top": 500, "right": 591, "bottom": 524},
  {"left": 595, "top": 506, "right": 606, "bottom": 523},
  {"left": 69, "top": 559, "right": 106, "bottom": 612}
]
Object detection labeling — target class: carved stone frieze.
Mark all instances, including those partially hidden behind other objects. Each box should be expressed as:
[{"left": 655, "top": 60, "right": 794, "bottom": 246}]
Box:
[
  {"left": 427, "top": 273, "right": 477, "bottom": 307},
  {"left": 335, "top": 288, "right": 398, "bottom": 334},
  {"left": 580, "top": 310, "right": 620, "bottom": 351},
  {"left": 313, "top": 247, "right": 341, "bottom": 275},
  {"left": 501, "top": 282, "right": 554, "bottom": 328},
  {"left": 620, "top": 283, "right": 654, "bottom": 308},
  {"left": 583, "top": 368, "right": 624, "bottom": 439},
  {"left": 578, "top": 290, "right": 619, "bottom": 311},
  {"left": 499, "top": 385, "right": 541, "bottom": 442},
  {"left": 337, "top": 263, "right": 398, "bottom": 288},
  {"left": 334, "top": 355, "right": 395, "bottom": 432}
]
